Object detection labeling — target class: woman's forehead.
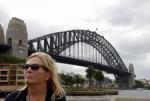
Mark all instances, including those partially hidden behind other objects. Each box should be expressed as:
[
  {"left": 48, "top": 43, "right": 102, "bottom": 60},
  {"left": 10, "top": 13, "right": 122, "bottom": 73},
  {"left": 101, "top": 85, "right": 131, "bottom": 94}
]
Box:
[{"left": 27, "top": 57, "right": 43, "bottom": 64}]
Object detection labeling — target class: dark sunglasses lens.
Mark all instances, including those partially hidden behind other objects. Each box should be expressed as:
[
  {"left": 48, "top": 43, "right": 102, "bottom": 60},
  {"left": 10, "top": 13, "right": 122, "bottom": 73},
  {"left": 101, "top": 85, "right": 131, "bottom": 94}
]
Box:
[
  {"left": 31, "top": 64, "right": 40, "bottom": 70},
  {"left": 22, "top": 64, "right": 40, "bottom": 71},
  {"left": 22, "top": 64, "right": 30, "bottom": 70}
]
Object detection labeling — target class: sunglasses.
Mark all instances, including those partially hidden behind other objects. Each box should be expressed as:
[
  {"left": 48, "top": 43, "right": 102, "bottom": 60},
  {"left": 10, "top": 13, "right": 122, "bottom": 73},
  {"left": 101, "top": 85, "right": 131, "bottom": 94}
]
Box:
[{"left": 22, "top": 64, "right": 48, "bottom": 71}]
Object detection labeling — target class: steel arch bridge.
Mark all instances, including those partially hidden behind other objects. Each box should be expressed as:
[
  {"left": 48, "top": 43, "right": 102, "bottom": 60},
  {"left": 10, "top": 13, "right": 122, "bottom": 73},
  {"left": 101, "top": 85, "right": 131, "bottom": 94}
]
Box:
[{"left": 28, "top": 29, "right": 134, "bottom": 89}]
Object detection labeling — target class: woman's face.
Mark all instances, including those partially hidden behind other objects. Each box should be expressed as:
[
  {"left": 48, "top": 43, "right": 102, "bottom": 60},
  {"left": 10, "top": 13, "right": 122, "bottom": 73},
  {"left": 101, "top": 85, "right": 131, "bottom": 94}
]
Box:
[{"left": 24, "top": 57, "right": 50, "bottom": 85}]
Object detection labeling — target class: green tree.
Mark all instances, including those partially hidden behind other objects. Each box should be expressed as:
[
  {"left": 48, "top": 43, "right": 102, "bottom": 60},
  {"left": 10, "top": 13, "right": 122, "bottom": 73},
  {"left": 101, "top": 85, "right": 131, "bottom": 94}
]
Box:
[
  {"left": 146, "top": 85, "right": 150, "bottom": 90},
  {"left": 59, "top": 73, "right": 75, "bottom": 88},
  {"left": 94, "top": 70, "right": 104, "bottom": 88},
  {"left": 74, "top": 74, "right": 85, "bottom": 88},
  {"left": 59, "top": 73, "right": 68, "bottom": 87},
  {"left": 85, "top": 65, "right": 95, "bottom": 88},
  {"left": 60, "top": 72, "right": 85, "bottom": 88},
  {"left": 80, "top": 77, "right": 85, "bottom": 88},
  {"left": 132, "top": 80, "right": 145, "bottom": 89},
  {"left": 74, "top": 74, "right": 81, "bottom": 88}
]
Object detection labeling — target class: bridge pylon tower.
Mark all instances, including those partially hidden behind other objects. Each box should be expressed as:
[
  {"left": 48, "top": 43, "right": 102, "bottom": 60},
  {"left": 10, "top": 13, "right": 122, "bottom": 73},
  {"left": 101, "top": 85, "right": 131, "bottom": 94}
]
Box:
[
  {"left": 6, "top": 17, "right": 28, "bottom": 58},
  {"left": 115, "top": 63, "right": 135, "bottom": 89}
]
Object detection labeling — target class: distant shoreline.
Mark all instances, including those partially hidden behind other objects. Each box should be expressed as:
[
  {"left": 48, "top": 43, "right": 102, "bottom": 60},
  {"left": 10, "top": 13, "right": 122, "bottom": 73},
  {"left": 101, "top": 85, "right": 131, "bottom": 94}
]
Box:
[{"left": 66, "top": 90, "right": 118, "bottom": 96}]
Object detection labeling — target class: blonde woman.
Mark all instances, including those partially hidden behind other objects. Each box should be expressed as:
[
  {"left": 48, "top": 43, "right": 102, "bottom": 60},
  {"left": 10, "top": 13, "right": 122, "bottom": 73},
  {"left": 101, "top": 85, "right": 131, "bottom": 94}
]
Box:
[{"left": 5, "top": 52, "right": 66, "bottom": 101}]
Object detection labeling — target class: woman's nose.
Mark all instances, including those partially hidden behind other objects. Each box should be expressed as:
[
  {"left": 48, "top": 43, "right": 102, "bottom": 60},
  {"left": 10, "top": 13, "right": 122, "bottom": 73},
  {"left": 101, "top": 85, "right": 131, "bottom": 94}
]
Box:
[{"left": 26, "top": 67, "right": 32, "bottom": 71}]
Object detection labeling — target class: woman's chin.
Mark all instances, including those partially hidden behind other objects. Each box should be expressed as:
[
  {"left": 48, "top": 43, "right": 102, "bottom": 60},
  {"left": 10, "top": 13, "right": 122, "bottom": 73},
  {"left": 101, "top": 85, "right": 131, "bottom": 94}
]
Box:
[{"left": 25, "top": 79, "right": 34, "bottom": 84}]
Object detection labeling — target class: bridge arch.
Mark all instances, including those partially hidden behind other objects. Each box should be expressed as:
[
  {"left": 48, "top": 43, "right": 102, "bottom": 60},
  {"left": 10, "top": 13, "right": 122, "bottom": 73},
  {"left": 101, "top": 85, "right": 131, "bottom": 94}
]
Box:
[
  {"left": 29, "top": 30, "right": 127, "bottom": 71},
  {"left": 28, "top": 29, "right": 134, "bottom": 89}
]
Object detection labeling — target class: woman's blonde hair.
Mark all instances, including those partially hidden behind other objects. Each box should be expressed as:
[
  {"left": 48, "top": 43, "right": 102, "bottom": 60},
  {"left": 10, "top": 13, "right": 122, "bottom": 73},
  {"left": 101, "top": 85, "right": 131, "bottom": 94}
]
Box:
[{"left": 22, "top": 52, "right": 65, "bottom": 101}]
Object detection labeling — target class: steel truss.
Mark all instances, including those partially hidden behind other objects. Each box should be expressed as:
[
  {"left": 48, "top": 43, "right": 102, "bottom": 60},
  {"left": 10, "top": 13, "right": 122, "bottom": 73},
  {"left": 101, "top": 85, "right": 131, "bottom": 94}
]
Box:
[{"left": 28, "top": 30, "right": 133, "bottom": 89}]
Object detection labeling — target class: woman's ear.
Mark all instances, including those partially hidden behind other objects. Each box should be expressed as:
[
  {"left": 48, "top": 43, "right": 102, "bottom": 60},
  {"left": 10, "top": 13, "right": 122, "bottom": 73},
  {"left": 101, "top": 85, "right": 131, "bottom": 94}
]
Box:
[{"left": 45, "top": 71, "right": 51, "bottom": 80}]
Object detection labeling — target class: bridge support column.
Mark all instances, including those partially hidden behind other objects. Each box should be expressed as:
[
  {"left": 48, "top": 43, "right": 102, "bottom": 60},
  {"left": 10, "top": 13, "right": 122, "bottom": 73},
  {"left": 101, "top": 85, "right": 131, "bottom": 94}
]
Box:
[{"left": 115, "top": 74, "right": 134, "bottom": 90}]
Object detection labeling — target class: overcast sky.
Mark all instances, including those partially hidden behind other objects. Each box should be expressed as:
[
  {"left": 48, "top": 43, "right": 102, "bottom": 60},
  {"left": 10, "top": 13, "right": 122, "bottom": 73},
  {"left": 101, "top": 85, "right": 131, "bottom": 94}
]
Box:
[{"left": 0, "top": 0, "right": 150, "bottom": 80}]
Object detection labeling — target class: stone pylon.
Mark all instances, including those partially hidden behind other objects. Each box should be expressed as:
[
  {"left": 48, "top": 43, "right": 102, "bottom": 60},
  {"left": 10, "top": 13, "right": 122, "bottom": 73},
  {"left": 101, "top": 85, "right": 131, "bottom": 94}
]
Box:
[
  {"left": 115, "top": 63, "right": 135, "bottom": 89},
  {"left": 0, "top": 25, "right": 5, "bottom": 44},
  {"left": 6, "top": 17, "right": 28, "bottom": 58},
  {"left": 128, "top": 63, "right": 135, "bottom": 87},
  {"left": 115, "top": 74, "right": 131, "bottom": 89}
]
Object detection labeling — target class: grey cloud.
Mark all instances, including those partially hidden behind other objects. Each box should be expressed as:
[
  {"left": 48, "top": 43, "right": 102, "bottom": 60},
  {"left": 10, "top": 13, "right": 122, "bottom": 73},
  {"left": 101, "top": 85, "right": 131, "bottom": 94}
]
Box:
[
  {"left": 25, "top": 20, "right": 65, "bottom": 39},
  {"left": 26, "top": 19, "right": 82, "bottom": 40},
  {"left": 112, "top": 32, "right": 150, "bottom": 79},
  {"left": 86, "top": 0, "right": 150, "bottom": 28},
  {"left": 0, "top": 8, "right": 10, "bottom": 33},
  {"left": 107, "top": 0, "right": 150, "bottom": 27},
  {"left": 119, "top": 34, "right": 150, "bottom": 55},
  {"left": 25, "top": 20, "right": 50, "bottom": 39},
  {"left": 107, "top": 6, "right": 134, "bottom": 26},
  {"left": 121, "top": 0, "right": 150, "bottom": 7},
  {"left": 56, "top": 63, "right": 86, "bottom": 75},
  {"left": 133, "top": 64, "right": 150, "bottom": 79}
]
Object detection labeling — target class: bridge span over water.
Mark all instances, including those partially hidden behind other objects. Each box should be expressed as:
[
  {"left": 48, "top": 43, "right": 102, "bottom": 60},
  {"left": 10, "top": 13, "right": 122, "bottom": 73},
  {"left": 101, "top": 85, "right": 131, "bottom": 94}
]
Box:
[{"left": 28, "top": 29, "right": 135, "bottom": 89}]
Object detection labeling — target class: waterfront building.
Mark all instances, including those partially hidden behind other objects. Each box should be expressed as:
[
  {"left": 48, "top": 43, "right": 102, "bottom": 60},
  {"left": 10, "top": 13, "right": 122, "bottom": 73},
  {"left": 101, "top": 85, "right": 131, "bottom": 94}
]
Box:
[{"left": 0, "top": 64, "right": 25, "bottom": 86}]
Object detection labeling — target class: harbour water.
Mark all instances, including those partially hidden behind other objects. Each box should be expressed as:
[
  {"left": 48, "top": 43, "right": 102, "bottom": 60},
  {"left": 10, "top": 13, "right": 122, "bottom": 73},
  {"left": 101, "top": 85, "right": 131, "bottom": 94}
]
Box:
[
  {"left": 68, "top": 90, "right": 150, "bottom": 99},
  {"left": 117, "top": 90, "right": 150, "bottom": 98}
]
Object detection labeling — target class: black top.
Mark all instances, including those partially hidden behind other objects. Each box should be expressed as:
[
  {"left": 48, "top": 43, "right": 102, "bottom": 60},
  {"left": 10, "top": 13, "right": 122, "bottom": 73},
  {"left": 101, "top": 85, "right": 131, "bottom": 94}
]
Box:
[{"left": 4, "top": 88, "right": 66, "bottom": 101}]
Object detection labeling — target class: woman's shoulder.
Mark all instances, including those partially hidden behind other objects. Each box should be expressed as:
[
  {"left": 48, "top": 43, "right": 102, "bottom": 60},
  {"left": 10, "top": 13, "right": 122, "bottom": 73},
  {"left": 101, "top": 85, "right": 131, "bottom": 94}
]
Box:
[{"left": 4, "top": 90, "right": 26, "bottom": 101}]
